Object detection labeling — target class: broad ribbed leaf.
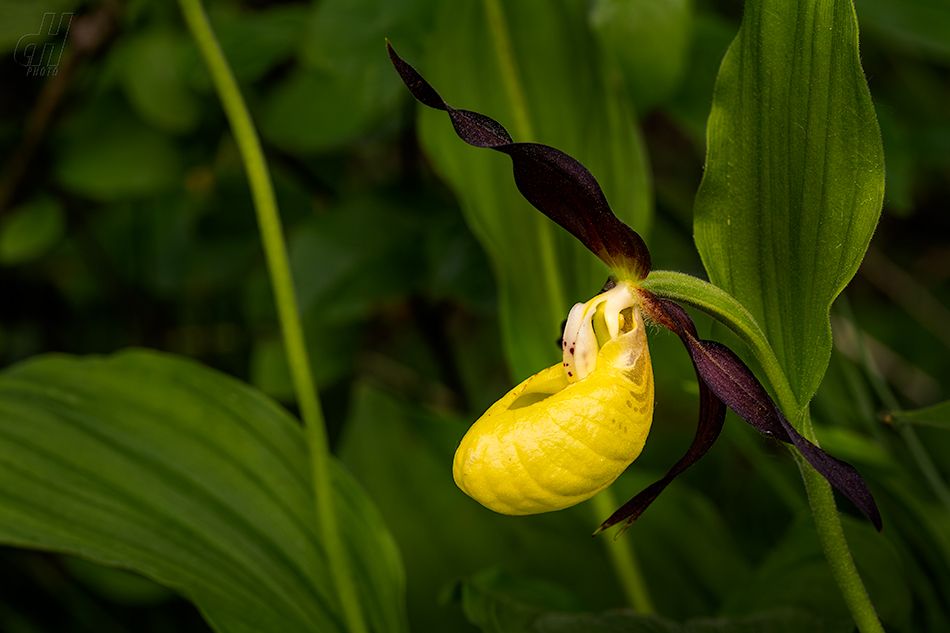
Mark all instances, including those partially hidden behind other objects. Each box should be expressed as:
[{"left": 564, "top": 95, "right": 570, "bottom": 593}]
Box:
[
  {"left": 0, "top": 350, "right": 406, "bottom": 633},
  {"left": 416, "top": 0, "right": 651, "bottom": 379},
  {"left": 694, "top": 0, "right": 885, "bottom": 409}
]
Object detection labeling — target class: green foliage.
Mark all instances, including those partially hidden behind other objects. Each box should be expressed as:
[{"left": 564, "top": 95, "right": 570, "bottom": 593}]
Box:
[
  {"left": 856, "top": 0, "right": 950, "bottom": 63},
  {"left": 0, "top": 0, "right": 80, "bottom": 51},
  {"left": 0, "top": 0, "right": 948, "bottom": 632},
  {"left": 588, "top": 0, "right": 694, "bottom": 113},
  {"left": 261, "top": 0, "right": 433, "bottom": 153},
  {"left": 694, "top": 0, "right": 886, "bottom": 413},
  {"left": 0, "top": 196, "right": 64, "bottom": 264},
  {"left": 54, "top": 104, "right": 184, "bottom": 201},
  {"left": 119, "top": 28, "right": 202, "bottom": 134},
  {"left": 0, "top": 350, "right": 406, "bottom": 633}
]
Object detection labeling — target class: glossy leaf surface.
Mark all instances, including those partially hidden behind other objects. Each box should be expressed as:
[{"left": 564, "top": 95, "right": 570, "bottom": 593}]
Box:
[
  {"left": 694, "top": 0, "right": 885, "bottom": 410},
  {"left": 0, "top": 350, "right": 406, "bottom": 633}
]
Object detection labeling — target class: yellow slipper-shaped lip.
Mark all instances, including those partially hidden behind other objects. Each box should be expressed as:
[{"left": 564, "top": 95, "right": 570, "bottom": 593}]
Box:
[{"left": 453, "top": 302, "right": 653, "bottom": 515}]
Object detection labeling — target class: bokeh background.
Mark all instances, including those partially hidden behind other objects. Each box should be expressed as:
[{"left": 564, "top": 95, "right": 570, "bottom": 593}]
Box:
[{"left": 0, "top": 0, "right": 948, "bottom": 631}]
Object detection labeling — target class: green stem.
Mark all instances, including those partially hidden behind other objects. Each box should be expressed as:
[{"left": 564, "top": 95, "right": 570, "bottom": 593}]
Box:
[
  {"left": 796, "top": 452, "right": 884, "bottom": 633},
  {"left": 641, "top": 271, "right": 799, "bottom": 413},
  {"left": 790, "top": 409, "right": 883, "bottom": 633},
  {"left": 590, "top": 490, "right": 655, "bottom": 614},
  {"left": 177, "top": 3, "right": 367, "bottom": 632}
]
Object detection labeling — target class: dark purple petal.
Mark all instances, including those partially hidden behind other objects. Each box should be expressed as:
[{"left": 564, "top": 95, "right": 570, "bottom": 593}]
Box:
[
  {"left": 595, "top": 294, "right": 726, "bottom": 536},
  {"left": 684, "top": 337, "right": 883, "bottom": 532},
  {"left": 388, "top": 42, "right": 650, "bottom": 280},
  {"left": 594, "top": 359, "right": 726, "bottom": 537},
  {"left": 639, "top": 291, "right": 883, "bottom": 532}
]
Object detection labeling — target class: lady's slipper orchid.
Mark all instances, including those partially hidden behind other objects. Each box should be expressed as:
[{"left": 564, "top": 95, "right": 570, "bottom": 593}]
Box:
[
  {"left": 454, "top": 280, "right": 653, "bottom": 515},
  {"left": 388, "top": 43, "right": 882, "bottom": 536}
]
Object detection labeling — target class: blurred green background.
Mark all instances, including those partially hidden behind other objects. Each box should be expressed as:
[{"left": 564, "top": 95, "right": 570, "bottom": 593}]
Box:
[{"left": 0, "top": 0, "right": 948, "bottom": 631}]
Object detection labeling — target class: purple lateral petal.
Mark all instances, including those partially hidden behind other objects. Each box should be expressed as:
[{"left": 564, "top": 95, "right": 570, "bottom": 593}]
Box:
[
  {"left": 387, "top": 42, "right": 650, "bottom": 280},
  {"left": 639, "top": 290, "right": 883, "bottom": 532},
  {"left": 595, "top": 365, "right": 725, "bottom": 537},
  {"left": 683, "top": 335, "right": 883, "bottom": 531},
  {"left": 595, "top": 296, "right": 726, "bottom": 537}
]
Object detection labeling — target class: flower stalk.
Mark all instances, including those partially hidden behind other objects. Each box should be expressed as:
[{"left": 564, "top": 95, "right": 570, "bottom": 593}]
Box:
[{"left": 179, "top": 2, "right": 366, "bottom": 631}]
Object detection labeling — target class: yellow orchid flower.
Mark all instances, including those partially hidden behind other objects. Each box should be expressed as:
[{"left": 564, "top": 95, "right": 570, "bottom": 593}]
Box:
[
  {"left": 388, "top": 43, "right": 881, "bottom": 537},
  {"left": 453, "top": 280, "right": 653, "bottom": 514}
]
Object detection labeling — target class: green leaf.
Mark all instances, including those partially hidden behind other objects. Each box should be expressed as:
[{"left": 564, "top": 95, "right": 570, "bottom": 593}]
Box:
[
  {"left": 418, "top": 0, "right": 651, "bottom": 380},
  {"left": 288, "top": 193, "right": 424, "bottom": 318},
  {"left": 61, "top": 556, "right": 175, "bottom": 606},
  {"left": 260, "top": 68, "right": 380, "bottom": 153},
  {"left": 260, "top": 0, "right": 435, "bottom": 153},
  {"left": 693, "top": 0, "right": 885, "bottom": 411},
  {"left": 536, "top": 608, "right": 853, "bottom": 633},
  {"left": 0, "top": 196, "right": 65, "bottom": 265},
  {"left": 534, "top": 610, "right": 853, "bottom": 633},
  {"left": 588, "top": 0, "right": 694, "bottom": 113},
  {"left": 665, "top": 12, "right": 737, "bottom": 139},
  {"left": 300, "top": 0, "right": 434, "bottom": 73},
  {"left": 0, "top": 350, "right": 407, "bottom": 633},
  {"left": 460, "top": 568, "right": 584, "bottom": 633},
  {"left": 205, "top": 4, "right": 306, "bottom": 83},
  {"left": 119, "top": 29, "right": 201, "bottom": 134},
  {"left": 54, "top": 108, "right": 183, "bottom": 201},
  {"left": 888, "top": 400, "right": 950, "bottom": 430}
]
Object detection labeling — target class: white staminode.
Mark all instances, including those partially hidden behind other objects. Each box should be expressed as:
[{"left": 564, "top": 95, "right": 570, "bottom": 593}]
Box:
[{"left": 561, "top": 282, "right": 638, "bottom": 382}]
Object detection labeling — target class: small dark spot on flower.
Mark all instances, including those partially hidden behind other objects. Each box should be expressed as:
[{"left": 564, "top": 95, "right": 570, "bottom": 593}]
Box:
[
  {"left": 569, "top": 347, "right": 575, "bottom": 354},
  {"left": 567, "top": 371, "right": 573, "bottom": 377},
  {"left": 626, "top": 400, "right": 632, "bottom": 408}
]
